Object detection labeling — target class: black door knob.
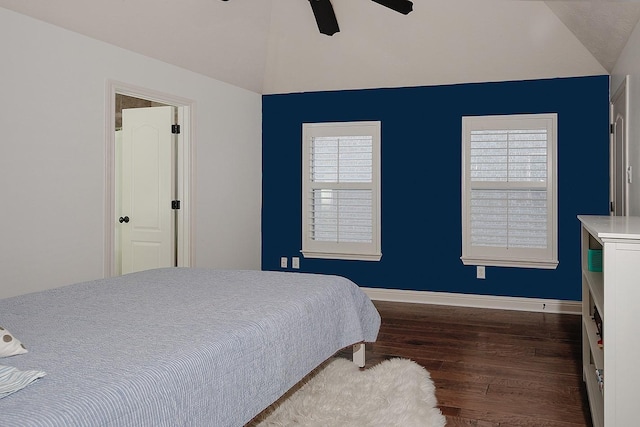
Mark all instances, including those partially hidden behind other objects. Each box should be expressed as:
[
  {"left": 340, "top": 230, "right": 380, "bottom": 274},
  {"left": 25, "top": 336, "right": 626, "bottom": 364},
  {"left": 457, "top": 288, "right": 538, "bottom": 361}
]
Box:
[{"left": 119, "top": 216, "right": 130, "bottom": 223}]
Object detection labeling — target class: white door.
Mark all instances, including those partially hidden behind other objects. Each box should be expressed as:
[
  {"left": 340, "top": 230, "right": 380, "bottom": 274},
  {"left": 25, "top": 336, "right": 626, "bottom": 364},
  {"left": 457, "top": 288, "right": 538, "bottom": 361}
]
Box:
[
  {"left": 120, "top": 106, "right": 176, "bottom": 274},
  {"left": 611, "top": 77, "right": 629, "bottom": 216}
]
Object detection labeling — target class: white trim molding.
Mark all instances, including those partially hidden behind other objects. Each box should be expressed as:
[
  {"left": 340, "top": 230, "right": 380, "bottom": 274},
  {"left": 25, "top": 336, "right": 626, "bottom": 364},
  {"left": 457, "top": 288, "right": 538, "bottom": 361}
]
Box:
[
  {"left": 362, "top": 287, "right": 581, "bottom": 315},
  {"left": 301, "top": 121, "right": 382, "bottom": 262},
  {"left": 461, "top": 113, "right": 558, "bottom": 270}
]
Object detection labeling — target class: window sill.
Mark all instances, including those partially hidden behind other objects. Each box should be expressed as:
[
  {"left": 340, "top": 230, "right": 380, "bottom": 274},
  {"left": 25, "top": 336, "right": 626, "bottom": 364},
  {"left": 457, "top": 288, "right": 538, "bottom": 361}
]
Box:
[
  {"left": 302, "top": 251, "right": 382, "bottom": 262},
  {"left": 461, "top": 257, "right": 558, "bottom": 270}
]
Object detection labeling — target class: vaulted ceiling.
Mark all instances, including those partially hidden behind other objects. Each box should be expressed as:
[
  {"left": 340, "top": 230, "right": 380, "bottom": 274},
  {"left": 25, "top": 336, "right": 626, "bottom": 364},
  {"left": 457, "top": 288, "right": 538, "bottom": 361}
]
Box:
[
  {"left": 0, "top": 0, "right": 637, "bottom": 94},
  {"left": 545, "top": 0, "right": 640, "bottom": 72}
]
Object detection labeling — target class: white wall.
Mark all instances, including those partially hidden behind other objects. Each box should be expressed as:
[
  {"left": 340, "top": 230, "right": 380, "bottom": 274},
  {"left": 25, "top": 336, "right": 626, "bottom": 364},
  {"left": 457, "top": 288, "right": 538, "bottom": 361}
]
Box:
[
  {"left": 612, "top": 19, "right": 640, "bottom": 216},
  {"left": 0, "top": 8, "right": 262, "bottom": 299}
]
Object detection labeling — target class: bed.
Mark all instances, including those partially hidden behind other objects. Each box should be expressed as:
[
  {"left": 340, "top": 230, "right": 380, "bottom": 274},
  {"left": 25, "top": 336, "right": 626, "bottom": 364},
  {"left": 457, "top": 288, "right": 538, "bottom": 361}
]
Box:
[{"left": 0, "top": 267, "right": 380, "bottom": 426}]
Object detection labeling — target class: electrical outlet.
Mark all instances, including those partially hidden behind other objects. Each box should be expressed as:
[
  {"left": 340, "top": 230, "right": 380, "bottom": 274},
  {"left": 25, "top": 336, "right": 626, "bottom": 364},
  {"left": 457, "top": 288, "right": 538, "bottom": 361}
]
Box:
[
  {"left": 477, "top": 265, "right": 486, "bottom": 279},
  {"left": 280, "top": 257, "right": 288, "bottom": 268},
  {"left": 292, "top": 257, "right": 300, "bottom": 269}
]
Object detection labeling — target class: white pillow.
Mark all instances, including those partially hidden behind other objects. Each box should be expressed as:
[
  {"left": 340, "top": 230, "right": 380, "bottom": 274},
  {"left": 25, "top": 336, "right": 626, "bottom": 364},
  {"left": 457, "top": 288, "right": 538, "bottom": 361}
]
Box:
[
  {"left": 0, "top": 365, "right": 46, "bottom": 399},
  {"left": 0, "top": 326, "right": 28, "bottom": 357}
]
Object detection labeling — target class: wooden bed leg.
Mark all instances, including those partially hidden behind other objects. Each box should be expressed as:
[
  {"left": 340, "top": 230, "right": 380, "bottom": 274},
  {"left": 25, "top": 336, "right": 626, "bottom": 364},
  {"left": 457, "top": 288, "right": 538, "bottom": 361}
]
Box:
[{"left": 352, "top": 343, "right": 365, "bottom": 367}]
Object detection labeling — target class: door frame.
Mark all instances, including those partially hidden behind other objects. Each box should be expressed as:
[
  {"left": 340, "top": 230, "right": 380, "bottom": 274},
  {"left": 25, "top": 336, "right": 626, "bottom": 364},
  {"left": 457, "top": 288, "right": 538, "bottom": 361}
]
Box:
[
  {"left": 104, "top": 80, "right": 195, "bottom": 277},
  {"left": 610, "top": 75, "right": 630, "bottom": 216}
]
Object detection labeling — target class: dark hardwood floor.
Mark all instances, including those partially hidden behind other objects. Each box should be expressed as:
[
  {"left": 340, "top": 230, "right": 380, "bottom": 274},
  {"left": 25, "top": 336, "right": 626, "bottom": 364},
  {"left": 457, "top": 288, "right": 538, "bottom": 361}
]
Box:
[{"left": 339, "top": 300, "right": 593, "bottom": 427}]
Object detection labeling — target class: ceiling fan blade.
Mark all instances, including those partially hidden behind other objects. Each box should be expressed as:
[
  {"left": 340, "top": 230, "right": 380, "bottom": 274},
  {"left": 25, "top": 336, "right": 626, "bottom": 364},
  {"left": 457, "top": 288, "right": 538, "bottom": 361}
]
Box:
[
  {"left": 308, "top": 0, "right": 340, "bottom": 36},
  {"left": 371, "top": 0, "right": 413, "bottom": 15}
]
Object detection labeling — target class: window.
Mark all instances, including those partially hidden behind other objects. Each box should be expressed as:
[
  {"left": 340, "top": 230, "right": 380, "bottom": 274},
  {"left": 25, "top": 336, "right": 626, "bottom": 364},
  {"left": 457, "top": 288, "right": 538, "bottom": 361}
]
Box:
[
  {"left": 302, "top": 121, "right": 381, "bottom": 261},
  {"left": 461, "top": 114, "right": 558, "bottom": 269}
]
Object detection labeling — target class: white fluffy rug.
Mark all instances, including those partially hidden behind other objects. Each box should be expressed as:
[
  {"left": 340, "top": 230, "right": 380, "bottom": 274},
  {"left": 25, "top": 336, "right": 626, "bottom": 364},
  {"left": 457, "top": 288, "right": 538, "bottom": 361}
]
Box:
[{"left": 251, "top": 357, "right": 446, "bottom": 427}]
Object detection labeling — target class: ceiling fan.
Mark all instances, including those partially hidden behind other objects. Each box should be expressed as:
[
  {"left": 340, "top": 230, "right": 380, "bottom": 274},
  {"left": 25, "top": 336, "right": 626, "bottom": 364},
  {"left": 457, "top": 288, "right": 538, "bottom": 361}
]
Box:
[{"left": 309, "top": 0, "right": 414, "bottom": 36}]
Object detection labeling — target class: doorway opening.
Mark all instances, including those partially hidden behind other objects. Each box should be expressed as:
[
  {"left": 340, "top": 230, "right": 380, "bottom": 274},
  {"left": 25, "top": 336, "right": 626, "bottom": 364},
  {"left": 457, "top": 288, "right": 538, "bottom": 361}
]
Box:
[
  {"left": 610, "top": 76, "right": 629, "bottom": 216},
  {"left": 105, "top": 81, "right": 194, "bottom": 277}
]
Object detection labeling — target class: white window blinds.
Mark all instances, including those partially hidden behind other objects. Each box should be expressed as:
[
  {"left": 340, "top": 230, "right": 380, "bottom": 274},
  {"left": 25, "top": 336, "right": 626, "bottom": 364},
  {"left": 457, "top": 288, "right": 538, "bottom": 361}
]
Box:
[
  {"left": 462, "top": 114, "right": 558, "bottom": 269},
  {"left": 302, "top": 122, "right": 381, "bottom": 261},
  {"left": 311, "top": 136, "right": 373, "bottom": 243}
]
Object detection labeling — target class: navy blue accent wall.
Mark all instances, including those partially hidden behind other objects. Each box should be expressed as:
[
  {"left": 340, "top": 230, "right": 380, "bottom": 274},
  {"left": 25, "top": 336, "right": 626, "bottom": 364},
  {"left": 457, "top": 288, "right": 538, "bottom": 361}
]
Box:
[{"left": 262, "top": 76, "right": 610, "bottom": 300}]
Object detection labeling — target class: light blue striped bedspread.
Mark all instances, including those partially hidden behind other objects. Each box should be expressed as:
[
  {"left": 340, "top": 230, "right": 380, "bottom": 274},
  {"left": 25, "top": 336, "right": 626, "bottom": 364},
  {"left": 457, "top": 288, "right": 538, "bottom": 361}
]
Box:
[{"left": 0, "top": 268, "right": 380, "bottom": 426}]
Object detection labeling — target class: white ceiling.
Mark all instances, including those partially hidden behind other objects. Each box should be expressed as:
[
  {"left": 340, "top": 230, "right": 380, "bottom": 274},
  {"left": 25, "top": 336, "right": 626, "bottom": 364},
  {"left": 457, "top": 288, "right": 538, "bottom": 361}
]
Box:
[
  {"left": 0, "top": 0, "right": 637, "bottom": 94},
  {"left": 545, "top": 0, "right": 640, "bottom": 72}
]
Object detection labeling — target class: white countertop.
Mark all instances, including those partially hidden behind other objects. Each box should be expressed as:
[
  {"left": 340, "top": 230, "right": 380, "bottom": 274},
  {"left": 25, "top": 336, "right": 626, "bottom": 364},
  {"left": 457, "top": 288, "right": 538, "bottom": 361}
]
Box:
[{"left": 578, "top": 215, "right": 640, "bottom": 241}]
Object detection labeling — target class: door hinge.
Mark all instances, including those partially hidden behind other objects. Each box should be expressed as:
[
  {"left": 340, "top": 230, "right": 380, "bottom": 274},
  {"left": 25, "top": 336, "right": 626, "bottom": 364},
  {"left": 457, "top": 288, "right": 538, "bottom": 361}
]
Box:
[
  {"left": 171, "top": 124, "right": 181, "bottom": 134},
  {"left": 610, "top": 201, "right": 615, "bottom": 212},
  {"left": 610, "top": 123, "right": 614, "bottom": 134},
  {"left": 171, "top": 200, "right": 181, "bottom": 210}
]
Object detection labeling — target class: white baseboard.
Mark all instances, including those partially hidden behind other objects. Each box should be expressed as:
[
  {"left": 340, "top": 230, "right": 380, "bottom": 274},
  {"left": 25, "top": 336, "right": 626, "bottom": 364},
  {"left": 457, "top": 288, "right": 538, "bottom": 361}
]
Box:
[{"left": 362, "top": 287, "right": 581, "bottom": 315}]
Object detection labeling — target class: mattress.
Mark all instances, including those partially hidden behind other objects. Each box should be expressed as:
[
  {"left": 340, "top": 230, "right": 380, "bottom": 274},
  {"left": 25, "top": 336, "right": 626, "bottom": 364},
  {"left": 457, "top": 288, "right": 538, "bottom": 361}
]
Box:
[{"left": 0, "top": 268, "right": 381, "bottom": 426}]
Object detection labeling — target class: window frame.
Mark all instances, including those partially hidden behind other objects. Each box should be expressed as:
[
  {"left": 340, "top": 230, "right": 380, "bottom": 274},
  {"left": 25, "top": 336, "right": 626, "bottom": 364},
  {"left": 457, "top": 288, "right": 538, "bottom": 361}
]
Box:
[
  {"left": 461, "top": 113, "right": 558, "bottom": 269},
  {"left": 301, "top": 121, "right": 382, "bottom": 261}
]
